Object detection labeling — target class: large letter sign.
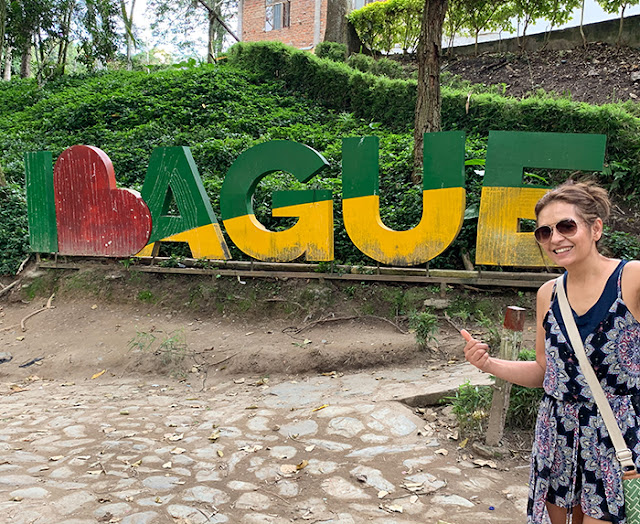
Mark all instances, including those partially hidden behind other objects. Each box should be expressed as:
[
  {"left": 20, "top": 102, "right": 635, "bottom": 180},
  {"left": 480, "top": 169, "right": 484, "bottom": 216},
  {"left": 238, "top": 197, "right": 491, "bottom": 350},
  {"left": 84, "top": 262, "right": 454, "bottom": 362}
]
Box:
[
  {"left": 220, "top": 140, "right": 333, "bottom": 262},
  {"left": 44, "top": 145, "right": 152, "bottom": 256},
  {"left": 22, "top": 131, "right": 608, "bottom": 268},
  {"left": 25, "top": 151, "right": 58, "bottom": 254},
  {"left": 475, "top": 132, "right": 606, "bottom": 266},
  {"left": 137, "top": 147, "right": 230, "bottom": 260},
  {"left": 342, "top": 132, "right": 465, "bottom": 266}
]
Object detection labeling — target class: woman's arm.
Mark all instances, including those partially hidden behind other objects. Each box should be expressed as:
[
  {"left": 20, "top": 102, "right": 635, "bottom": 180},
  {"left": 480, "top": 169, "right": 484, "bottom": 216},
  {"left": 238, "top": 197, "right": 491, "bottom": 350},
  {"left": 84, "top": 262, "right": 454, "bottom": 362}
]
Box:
[
  {"left": 622, "top": 260, "right": 640, "bottom": 321},
  {"left": 463, "top": 280, "right": 552, "bottom": 389}
]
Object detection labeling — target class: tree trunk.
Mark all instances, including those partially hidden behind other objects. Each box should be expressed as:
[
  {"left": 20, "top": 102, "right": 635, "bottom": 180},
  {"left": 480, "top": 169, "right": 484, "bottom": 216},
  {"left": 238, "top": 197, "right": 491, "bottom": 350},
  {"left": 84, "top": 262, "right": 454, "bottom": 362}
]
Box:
[
  {"left": 412, "top": 0, "right": 447, "bottom": 181},
  {"left": 617, "top": 5, "right": 626, "bottom": 46},
  {"left": 4, "top": 46, "right": 11, "bottom": 80},
  {"left": 323, "top": 0, "right": 364, "bottom": 55},
  {"left": 207, "top": 10, "right": 215, "bottom": 62},
  {"left": 20, "top": 42, "right": 31, "bottom": 78},
  {"left": 0, "top": 0, "right": 6, "bottom": 80},
  {"left": 57, "top": 2, "right": 74, "bottom": 75},
  {"left": 579, "top": 0, "right": 586, "bottom": 48}
]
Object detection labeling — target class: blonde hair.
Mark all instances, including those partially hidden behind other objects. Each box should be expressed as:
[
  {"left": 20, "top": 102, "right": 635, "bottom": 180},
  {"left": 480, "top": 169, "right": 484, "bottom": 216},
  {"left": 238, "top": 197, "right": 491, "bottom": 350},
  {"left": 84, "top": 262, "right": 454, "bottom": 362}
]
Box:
[{"left": 534, "top": 180, "right": 611, "bottom": 225}]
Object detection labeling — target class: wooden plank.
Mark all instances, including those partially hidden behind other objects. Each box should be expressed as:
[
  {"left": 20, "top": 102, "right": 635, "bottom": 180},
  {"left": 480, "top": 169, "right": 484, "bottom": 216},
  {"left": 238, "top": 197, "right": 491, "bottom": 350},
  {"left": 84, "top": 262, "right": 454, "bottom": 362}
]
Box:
[
  {"left": 485, "top": 306, "right": 526, "bottom": 447},
  {"left": 37, "top": 259, "right": 556, "bottom": 288}
]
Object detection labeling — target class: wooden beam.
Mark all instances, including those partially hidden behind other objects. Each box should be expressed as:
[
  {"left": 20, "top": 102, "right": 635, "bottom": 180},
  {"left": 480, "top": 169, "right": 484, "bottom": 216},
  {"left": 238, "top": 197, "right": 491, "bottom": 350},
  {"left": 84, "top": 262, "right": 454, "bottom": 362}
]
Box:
[{"left": 36, "top": 257, "right": 558, "bottom": 289}]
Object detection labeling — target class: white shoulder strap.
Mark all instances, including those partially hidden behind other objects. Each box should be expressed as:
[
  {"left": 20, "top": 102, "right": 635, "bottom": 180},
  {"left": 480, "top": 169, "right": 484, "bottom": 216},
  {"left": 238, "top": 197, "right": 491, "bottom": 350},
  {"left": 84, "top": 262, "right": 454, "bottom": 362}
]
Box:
[{"left": 555, "top": 276, "right": 636, "bottom": 472}]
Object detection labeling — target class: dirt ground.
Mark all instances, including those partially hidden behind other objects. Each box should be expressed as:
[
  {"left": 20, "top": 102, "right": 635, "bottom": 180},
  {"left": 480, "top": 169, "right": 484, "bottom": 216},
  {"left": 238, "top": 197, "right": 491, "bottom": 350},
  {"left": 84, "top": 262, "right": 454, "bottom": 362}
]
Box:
[
  {"left": 0, "top": 264, "right": 537, "bottom": 385},
  {"left": 443, "top": 41, "right": 640, "bottom": 105}
]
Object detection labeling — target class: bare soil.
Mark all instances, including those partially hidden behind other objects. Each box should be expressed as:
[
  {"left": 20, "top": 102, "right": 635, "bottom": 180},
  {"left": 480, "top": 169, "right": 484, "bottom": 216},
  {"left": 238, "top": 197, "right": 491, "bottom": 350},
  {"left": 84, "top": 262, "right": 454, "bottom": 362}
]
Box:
[
  {"left": 442, "top": 41, "right": 640, "bottom": 105},
  {"left": 0, "top": 264, "right": 537, "bottom": 384}
]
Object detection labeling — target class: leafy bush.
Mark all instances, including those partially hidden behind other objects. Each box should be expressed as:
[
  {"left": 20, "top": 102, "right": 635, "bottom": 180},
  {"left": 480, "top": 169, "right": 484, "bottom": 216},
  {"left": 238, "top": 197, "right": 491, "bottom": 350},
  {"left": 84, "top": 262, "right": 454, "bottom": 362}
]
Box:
[
  {"left": 315, "top": 41, "right": 347, "bottom": 62},
  {"left": 409, "top": 309, "right": 439, "bottom": 348},
  {"left": 0, "top": 184, "right": 29, "bottom": 275},
  {"left": 446, "top": 348, "right": 544, "bottom": 437},
  {"left": 228, "top": 42, "right": 640, "bottom": 195},
  {"left": 347, "top": 0, "right": 422, "bottom": 54},
  {"left": 602, "top": 228, "right": 640, "bottom": 260}
]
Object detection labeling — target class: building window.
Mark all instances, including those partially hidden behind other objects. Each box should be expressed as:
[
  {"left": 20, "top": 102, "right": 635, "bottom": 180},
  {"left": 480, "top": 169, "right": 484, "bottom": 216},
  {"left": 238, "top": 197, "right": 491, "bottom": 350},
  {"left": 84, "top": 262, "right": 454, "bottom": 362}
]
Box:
[{"left": 266, "top": 0, "right": 290, "bottom": 31}]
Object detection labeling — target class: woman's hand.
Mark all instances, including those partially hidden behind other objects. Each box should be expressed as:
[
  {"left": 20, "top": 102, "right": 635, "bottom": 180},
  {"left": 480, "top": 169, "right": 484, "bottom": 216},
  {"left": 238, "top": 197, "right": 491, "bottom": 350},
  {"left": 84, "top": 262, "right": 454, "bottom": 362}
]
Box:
[{"left": 461, "top": 329, "right": 491, "bottom": 372}]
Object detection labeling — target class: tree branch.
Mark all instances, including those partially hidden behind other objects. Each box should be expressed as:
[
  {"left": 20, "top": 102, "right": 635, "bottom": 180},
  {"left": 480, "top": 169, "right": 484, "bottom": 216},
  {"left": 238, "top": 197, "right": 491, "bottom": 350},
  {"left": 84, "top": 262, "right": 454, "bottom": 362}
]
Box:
[{"left": 195, "top": 0, "right": 239, "bottom": 42}]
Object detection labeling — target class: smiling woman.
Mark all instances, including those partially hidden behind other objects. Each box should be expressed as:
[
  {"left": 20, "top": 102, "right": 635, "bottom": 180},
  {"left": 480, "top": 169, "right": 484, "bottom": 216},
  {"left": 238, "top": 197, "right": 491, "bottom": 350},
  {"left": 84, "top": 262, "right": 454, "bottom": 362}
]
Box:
[{"left": 464, "top": 180, "right": 640, "bottom": 524}]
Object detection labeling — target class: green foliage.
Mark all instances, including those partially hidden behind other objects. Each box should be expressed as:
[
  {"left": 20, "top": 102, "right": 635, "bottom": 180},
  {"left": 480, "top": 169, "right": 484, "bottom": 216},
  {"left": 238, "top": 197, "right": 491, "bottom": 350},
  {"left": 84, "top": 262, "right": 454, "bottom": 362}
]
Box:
[
  {"left": 444, "top": 381, "right": 492, "bottom": 436},
  {"left": 128, "top": 328, "right": 188, "bottom": 372},
  {"left": 0, "top": 184, "right": 29, "bottom": 275},
  {"left": 346, "top": 53, "right": 408, "bottom": 79},
  {"left": 137, "top": 289, "right": 157, "bottom": 303},
  {"left": 228, "top": 41, "right": 416, "bottom": 131},
  {"left": 408, "top": 309, "right": 439, "bottom": 348},
  {"left": 509, "top": 348, "right": 544, "bottom": 429},
  {"left": 315, "top": 42, "right": 348, "bottom": 63},
  {"left": 1, "top": 41, "right": 640, "bottom": 274},
  {"left": 602, "top": 228, "right": 640, "bottom": 260},
  {"left": 446, "top": 352, "right": 544, "bottom": 437},
  {"left": 347, "top": 0, "right": 422, "bottom": 54}
]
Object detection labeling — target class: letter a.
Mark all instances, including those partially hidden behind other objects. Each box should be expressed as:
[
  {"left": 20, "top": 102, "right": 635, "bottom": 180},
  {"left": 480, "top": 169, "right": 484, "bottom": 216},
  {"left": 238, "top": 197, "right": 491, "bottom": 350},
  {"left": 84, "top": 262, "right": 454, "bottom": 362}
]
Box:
[{"left": 138, "top": 147, "right": 230, "bottom": 259}]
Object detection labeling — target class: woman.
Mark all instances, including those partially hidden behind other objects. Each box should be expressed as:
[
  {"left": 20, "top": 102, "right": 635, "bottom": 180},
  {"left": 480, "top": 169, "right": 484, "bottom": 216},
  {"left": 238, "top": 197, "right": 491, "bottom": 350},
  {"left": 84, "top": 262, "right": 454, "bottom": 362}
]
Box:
[{"left": 463, "top": 180, "right": 640, "bottom": 524}]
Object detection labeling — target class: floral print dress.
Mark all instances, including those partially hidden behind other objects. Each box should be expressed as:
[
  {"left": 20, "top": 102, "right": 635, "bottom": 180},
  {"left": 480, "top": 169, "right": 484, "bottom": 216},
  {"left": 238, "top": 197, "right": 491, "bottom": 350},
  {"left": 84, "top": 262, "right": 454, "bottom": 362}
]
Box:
[{"left": 528, "top": 261, "right": 640, "bottom": 523}]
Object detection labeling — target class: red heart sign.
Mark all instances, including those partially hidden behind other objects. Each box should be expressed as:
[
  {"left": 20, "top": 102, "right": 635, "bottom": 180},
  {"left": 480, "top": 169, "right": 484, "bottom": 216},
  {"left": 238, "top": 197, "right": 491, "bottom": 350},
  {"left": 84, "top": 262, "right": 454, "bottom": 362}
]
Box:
[{"left": 54, "top": 145, "right": 152, "bottom": 256}]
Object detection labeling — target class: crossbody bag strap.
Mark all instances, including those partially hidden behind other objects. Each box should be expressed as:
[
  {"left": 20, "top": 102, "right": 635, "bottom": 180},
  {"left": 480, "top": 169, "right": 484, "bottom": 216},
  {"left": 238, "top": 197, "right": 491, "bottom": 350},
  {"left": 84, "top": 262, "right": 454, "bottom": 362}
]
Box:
[{"left": 555, "top": 276, "right": 637, "bottom": 473}]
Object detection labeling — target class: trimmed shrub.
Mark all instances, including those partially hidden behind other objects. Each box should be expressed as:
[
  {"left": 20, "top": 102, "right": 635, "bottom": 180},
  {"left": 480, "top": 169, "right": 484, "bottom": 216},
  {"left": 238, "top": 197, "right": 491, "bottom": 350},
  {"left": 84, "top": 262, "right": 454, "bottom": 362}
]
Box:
[
  {"left": 0, "top": 184, "right": 29, "bottom": 275},
  {"left": 315, "top": 41, "right": 348, "bottom": 62}
]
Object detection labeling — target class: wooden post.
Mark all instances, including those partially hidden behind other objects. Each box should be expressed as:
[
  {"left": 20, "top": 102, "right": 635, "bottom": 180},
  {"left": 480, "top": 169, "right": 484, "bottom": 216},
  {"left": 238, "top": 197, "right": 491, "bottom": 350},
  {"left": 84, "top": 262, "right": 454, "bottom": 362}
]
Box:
[{"left": 485, "top": 306, "right": 526, "bottom": 447}]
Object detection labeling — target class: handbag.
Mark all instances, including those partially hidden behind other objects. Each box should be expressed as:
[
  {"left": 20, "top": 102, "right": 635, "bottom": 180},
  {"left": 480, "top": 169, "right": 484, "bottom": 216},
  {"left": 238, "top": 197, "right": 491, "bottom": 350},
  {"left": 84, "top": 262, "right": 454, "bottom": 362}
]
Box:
[{"left": 555, "top": 276, "right": 640, "bottom": 523}]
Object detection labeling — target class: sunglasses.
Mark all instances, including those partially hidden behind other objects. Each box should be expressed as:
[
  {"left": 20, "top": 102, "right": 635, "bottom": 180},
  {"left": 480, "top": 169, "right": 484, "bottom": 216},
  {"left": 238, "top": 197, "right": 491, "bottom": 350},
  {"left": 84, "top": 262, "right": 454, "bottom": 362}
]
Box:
[{"left": 533, "top": 218, "right": 579, "bottom": 244}]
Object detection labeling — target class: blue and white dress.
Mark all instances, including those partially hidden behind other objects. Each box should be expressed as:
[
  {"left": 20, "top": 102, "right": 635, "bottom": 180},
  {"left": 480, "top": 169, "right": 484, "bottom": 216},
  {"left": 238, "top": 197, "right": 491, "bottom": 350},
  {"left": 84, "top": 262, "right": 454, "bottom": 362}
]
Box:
[{"left": 528, "top": 261, "right": 640, "bottom": 523}]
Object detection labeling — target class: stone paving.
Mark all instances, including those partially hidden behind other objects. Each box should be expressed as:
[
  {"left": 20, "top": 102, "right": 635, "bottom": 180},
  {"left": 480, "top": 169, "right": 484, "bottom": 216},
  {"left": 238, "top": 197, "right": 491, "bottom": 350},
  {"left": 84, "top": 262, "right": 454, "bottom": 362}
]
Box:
[{"left": 0, "top": 364, "right": 531, "bottom": 524}]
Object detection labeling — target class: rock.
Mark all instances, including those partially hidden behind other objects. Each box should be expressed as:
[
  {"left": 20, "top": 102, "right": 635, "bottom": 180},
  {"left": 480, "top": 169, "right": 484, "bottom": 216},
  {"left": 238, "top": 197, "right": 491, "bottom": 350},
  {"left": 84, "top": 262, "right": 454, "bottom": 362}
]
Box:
[
  {"left": 472, "top": 442, "right": 510, "bottom": 459},
  {"left": 0, "top": 352, "right": 12, "bottom": 364},
  {"left": 631, "top": 71, "right": 640, "bottom": 82}
]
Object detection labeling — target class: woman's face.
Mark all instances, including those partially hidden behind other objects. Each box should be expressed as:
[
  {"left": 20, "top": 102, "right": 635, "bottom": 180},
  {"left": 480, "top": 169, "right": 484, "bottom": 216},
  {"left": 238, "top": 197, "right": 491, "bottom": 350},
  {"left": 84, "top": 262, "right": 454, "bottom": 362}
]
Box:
[{"left": 536, "top": 201, "right": 602, "bottom": 267}]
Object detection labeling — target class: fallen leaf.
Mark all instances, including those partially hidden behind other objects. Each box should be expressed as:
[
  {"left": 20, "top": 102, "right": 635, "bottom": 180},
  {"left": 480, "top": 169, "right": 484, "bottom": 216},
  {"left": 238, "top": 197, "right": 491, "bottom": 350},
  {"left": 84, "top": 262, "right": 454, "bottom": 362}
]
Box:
[
  {"left": 473, "top": 458, "right": 498, "bottom": 469},
  {"left": 435, "top": 448, "right": 449, "bottom": 456},
  {"left": 378, "top": 490, "right": 389, "bottom": 499},
  {"left": 305, "top": 445, "right": 316, "bottom": 452},
  {"left": 217, "top": 449, "right": 224, "bottom": 457},
  {"left": 311, "top": 404, "right": 329, "bottom": 412},
  {"left": 49, "top": 455, "right": 64, "bottom": 461},
  {"left": 170, "top": 447, "right": 186, "bottom": 455},
  {"left": 208, "top": 431, "right": 220, "bottom": 441},
  {"left": 296, "top": 459, "right": 308, "bottom": 470},
  {"left": 162, "top": 461, "right": 172, "bottom": 469},
  {"left": 165, "top": 433, "right": 184, "bottom": 441},
  {"left": 387, "top": 504, "right": 403, "bottom": 513}
]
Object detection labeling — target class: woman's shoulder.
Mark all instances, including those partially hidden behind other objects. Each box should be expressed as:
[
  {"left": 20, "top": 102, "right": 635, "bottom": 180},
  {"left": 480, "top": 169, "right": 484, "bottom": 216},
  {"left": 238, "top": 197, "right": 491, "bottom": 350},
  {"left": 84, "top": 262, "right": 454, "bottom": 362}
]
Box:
[
  {"left": 537, "top": 278, "right": 557, "bottom": 309},
  {"left": 621, "top": 261, "right": 640, "bottom": 310}
]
